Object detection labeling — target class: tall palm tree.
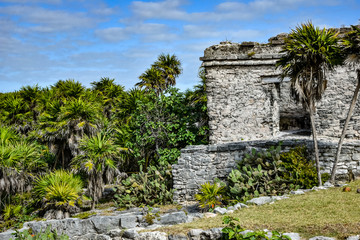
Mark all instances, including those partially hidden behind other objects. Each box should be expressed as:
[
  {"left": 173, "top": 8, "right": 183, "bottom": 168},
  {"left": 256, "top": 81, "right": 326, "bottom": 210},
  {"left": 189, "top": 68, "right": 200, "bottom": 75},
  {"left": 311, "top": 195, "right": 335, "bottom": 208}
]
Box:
[
  {"left": 91, "top": 77, "right": 125, "bottom": 120},
  {"left": 136, "top": 54, "right": 182, "bottom": 96},
  {"left": 276, "top": 22, "right": 342, "bottom": 186},
  {"left": 19, "top": 85, "right": 41, "bottom": 123},
  {"left": 331, "top": 25, "right": 360, "bottom": 182},
  {"left": 136, "top": 67, "right": 164, "bottom": 96},
  {"left": 52, "top": 79, "right": 85, "bottom": 100},
  {"left": 153, "top": 53, "right": 182, "bottom": 89},
  {"left": 73, "top": 131, "right": 126, "bottom": 210}
]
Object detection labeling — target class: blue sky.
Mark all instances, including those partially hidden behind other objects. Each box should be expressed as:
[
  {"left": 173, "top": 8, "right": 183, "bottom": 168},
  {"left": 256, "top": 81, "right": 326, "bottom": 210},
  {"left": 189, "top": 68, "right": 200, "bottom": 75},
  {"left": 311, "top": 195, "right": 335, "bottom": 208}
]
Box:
[{"left": 0, "top": 0, "right": 359, "bottom": 93}]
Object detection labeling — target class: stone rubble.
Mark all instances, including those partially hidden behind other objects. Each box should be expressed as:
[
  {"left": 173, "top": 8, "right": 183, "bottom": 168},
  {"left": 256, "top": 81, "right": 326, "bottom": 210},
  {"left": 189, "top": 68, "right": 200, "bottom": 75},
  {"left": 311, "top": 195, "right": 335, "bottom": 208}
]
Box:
[{"left": 1, "top": 183, "right": 358, "bottom": 240}]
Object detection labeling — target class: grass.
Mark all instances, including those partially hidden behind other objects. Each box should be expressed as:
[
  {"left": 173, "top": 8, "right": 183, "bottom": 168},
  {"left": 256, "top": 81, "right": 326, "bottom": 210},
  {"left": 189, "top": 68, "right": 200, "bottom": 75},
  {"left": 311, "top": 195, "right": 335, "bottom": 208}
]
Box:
[{"left": 159, "top": 180, "right": 360, "bottom": 239}]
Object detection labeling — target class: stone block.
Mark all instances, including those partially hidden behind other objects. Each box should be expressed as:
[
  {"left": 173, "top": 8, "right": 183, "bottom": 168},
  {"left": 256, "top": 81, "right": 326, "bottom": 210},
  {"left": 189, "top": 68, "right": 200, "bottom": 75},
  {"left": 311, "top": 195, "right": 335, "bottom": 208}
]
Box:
[
  {"left": 91, "top": 215, "right": 121, "bottom": 234},
  {"left": 159, "top": 211, "right": 187, "bottom": 225},
  {"left": 119, "top": 214, "right": 138, "bottom": 229}
]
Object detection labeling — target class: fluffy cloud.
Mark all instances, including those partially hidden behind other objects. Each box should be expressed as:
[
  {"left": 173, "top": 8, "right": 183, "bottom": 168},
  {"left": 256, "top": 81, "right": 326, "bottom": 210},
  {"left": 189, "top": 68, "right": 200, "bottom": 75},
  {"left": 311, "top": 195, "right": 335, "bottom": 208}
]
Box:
[{"left": 0, "top": 5, "right": 96, "bottom": 33}]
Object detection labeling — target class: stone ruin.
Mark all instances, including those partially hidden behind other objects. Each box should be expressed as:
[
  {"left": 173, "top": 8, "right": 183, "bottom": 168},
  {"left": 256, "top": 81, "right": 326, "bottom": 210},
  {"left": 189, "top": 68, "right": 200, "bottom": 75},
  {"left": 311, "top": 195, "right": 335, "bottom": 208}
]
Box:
[{"left": 172, "top": 27, "right": 360, "bottom": 204}]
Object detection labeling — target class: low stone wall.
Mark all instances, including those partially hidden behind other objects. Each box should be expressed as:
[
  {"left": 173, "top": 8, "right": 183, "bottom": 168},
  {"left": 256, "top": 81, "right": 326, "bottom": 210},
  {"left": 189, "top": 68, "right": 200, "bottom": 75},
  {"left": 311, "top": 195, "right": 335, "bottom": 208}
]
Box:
[{"left": 172, "top": 138, "right": 360, "bottom": 204}]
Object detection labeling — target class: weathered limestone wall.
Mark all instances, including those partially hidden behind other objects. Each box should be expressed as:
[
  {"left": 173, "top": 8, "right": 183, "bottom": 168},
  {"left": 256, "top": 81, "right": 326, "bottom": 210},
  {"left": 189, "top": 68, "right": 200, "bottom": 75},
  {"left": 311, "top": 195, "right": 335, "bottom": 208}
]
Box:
[
  {"left": 172, "top": 139, "right": 360, "bottom": 203},
  {"left": 202, "top": 36, "right": 360, "bottom": 144},
  {"left": 172, "top": 29, "right": 360, "bottom": 204}
]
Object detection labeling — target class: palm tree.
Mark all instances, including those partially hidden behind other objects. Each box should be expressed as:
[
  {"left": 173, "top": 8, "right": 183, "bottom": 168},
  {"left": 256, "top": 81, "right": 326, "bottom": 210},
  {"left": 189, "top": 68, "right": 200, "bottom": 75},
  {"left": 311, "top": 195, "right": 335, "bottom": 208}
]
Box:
[
  {"left": 73, "top": 131, "right": 126, "bottom": 210},
  {"left": 153, "top": 53, "right": 182, "bottom": 89},
  {"left": 331, "top": 25, "right": 360, "bottom": 182},
  {"left": 276, "top": 22, "right": 342, "bottom": 186},
  {"left": 52, "top": 79, "right": 85, "bottom": 100},
  {"left": 136, "top": 67, "right": 164, "bottom": 96},
  {"left": 0, "top": 126, "right": 47, "bottom": 208},
  {"left": 91, "top": 77, "right": 125, "bottom": 120},
  {"left": 19, "top": 85, "right": 41, "bottom": 123},
  {"left": 136, "top": 54, "right": 182, "bottom": 96}
]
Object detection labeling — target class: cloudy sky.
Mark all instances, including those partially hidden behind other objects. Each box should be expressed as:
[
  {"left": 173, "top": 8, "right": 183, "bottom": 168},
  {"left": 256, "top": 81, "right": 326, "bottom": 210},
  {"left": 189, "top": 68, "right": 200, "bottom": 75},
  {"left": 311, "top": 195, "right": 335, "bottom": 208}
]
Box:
[{"left": 0, "top": 0, "right": 359, "bottom": 93}]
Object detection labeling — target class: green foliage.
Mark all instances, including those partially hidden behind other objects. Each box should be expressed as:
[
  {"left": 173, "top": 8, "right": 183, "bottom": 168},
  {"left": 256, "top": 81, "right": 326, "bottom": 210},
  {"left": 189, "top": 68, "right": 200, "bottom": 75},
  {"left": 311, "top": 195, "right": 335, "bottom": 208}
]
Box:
[
  {"left": 72, "top": 211, "right": 96, "bottom": 219},
  {"left": 114, "top": 164, "right": 173, "bottom": 208},
  {"left": 195, "top": 181, "right": 226, "bottom": 210},
  {"left": 129, "top": 87, "right": 208, "bottom": 169},
  {"left": 32, "top": 170, "right": 83, "bottom": 209},
  {"left": 11, "top": 225, "right": 69, "bottom": 240},
  {"left": 221, "top": 216, "right": 290, "bottom": 240},
  {"left": 227, "top": 145, "right": 293, "bottom": 202},
  {"left": 227, "top": 144, "right": 319, "bottom": 202},
  {"left": 3, "top": 204, "right": 22, "bottom": 220},
  {"left": 279, "top": 146, "right": 318, "bottom": 189}
]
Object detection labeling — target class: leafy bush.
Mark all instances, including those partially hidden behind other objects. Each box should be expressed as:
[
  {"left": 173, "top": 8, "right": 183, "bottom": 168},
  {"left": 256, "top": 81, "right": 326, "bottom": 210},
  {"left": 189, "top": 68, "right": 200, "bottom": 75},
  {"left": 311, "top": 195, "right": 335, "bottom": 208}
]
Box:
[
  {"left": 11, "top": 225, "right": 69, "bottom": 240},
  {"left": 0, "top": 193, "right": 41, "bottom": 232},
  {"left": 3, "top": 204, "right": 22, "bottom": 220},
  {"left": 195, "top": 181, "right": 226, "bottom": 211},
  {"left": 221, "top": 216, "right": 290, "bottom": 240},
  {"left": 227, "top": 144, "right": 319, "bottom": 202},
  {"left": 279, "top": 146, "right": 318, "bottom": 189},
  {"left": 227, "top": 145, "right": 293, "bottom": 202},
  {"left": 114, "top": 164, "right": 173, "bottom": 208},
  {"left": 32, "top": 170, "right": 83, "bottom": 212}
]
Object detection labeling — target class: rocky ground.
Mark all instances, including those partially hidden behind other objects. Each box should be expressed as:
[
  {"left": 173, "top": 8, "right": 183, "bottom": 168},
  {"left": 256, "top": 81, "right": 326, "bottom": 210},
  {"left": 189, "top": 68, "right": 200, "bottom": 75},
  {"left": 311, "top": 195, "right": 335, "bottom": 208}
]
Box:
[{"left": 1, "top": 182, "right": 359, "bottom": 240}]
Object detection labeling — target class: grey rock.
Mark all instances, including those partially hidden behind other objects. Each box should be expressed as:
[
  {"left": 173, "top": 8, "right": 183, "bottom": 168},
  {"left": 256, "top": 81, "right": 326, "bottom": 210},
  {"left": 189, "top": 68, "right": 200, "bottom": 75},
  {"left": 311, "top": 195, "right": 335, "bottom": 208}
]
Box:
[
  {"left": 309, "top": 236, "right": 336, "bottom": 240},
  {"left": 26, "top": 218, "right": 96, "bottom": 238},
  {"left": 72, "top": 233, "right": 111, "bottom": 240},
  {"left": 284, "top": 232, "right": 301, "bottom": 240},
  {"left": 290, "top": 190, "right": 305, "bottom": 195},
  {"left": 312, "top": 186, "right": 328, "bottom": 191},
  {"left": 160, "top": 211, "right": 187, "bottom": 225},
  {"left": 214, "top": 207, "right": 227, "bottom": 215},
  {"left": 107, "top": 229, "right": 123, "bottom": 237},
  {"left": 188, "top": 229, "right": 204, "bottom": 239},
  {"left": 347, "top": 235, "right": 360, "bottom": 240},
  {"left": 136, "top": 231, "right": 167, "bottom": 240},
  {"left": 90, "top": 215, "right": 121, "bottom": 234},
  {"left": 120, "top": 214, "right": 139, "bottom": 229},
  {"left": 323, "top": 181, "right": 334, "bottom": 188},
  {"left": 0, "top": 230, "right": 16, "bottom": 240},
  {"left": 227, "top": 206, "right": 235, "bottom": 211},
  {"left": 123, "top": 229, "right": 140, "bottom": 239},
  {"left": 168, "top": 233, "right": 188, "bottom": 240},
  {"left": 272, "top": 195, "right": 289, "bottom": 200},
  {"left": 246, "top": 196, "right": 273, "bottom": 205}
]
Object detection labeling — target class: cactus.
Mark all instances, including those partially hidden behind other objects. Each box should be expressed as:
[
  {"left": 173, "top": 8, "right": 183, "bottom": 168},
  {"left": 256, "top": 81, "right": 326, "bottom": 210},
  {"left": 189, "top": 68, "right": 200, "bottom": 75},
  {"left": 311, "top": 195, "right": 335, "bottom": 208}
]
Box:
[
  {"left": 227, "top": 144, "right": 297, "bottom": 202},
  {"left": 114, "top": 164, "right": 173, "bottom": 208}
]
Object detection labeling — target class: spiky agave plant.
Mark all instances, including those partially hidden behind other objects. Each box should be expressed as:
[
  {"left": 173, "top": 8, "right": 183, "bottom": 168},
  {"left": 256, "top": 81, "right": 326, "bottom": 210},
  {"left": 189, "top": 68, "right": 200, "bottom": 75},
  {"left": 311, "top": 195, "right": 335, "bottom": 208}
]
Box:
[
  {"left": 32, "top": 170, "right": 83, "bottom": 217},
  {"left": 195, "top": 182, "right": 226, "bottom": 211}
]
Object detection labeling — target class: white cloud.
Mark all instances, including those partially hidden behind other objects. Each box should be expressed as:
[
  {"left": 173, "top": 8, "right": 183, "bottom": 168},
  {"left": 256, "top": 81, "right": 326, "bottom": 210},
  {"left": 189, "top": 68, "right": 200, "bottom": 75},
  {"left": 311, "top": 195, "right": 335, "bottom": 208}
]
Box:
[
  {"left": 96, "top": 22, "right": 178, "bottom": 42},
  {"left": 130, "top": 0, "right": 187, "bottom": 20},
  {"left": 0, "top": 5, "right": 96, "bottom": 32}
]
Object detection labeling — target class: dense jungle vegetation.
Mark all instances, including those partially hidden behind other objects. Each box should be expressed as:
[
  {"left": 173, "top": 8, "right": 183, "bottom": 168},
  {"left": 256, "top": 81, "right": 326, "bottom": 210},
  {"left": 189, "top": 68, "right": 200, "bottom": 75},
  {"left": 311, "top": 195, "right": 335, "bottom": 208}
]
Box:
[{"left": 0, "top": 53, "right": 208, "bottom": 229}]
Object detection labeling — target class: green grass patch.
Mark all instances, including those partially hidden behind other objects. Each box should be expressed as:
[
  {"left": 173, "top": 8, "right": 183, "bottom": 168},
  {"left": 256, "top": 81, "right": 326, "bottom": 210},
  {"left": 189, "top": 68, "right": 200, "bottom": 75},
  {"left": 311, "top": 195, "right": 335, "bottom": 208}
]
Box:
[
  {"left": 72, "top": 211, "right": 96, "bottom": 219},
  {"left": 160, "top": 180, "right": 360, "bottom": 239}
]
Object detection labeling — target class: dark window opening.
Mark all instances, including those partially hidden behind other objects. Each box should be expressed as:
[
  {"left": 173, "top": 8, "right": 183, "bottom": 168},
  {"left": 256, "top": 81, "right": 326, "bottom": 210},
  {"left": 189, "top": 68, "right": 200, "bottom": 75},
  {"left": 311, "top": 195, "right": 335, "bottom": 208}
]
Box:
[{"left": 280, "top": 113, "right": 311, "bottom": 136}]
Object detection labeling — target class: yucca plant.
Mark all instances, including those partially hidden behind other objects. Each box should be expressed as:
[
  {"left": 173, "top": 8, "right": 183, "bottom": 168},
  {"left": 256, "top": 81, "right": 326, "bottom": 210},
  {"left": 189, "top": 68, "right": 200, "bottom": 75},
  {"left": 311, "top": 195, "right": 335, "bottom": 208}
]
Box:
[
  {"left": 32, "top": 170, "right": 83, "bottom": 217},
  {"left": 195, "top": 181, "right": 226, "bottom": 211}
]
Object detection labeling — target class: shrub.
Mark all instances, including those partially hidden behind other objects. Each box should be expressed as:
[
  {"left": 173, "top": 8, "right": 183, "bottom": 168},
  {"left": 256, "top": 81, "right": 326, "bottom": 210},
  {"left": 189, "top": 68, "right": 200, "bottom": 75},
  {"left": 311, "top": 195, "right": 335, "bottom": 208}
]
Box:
[
  {"left": 195, "top": 181, "right": 226, "bottom": 211},
  {"left": 10, "top": 225, "right": 69, "bottom": 240},
  {"left": 279, "top": 146, "right": 318, "bottom": 189},
  {"left": 227, "top": 144, "right": 319, "bottom": 202},
  {"left": 114, "top": 164, "right": 173, "bottom": 208},
  {"left": 32, "top": 170, "right": 83, "bottom": 213},
  {"left": 227, "top": 145, "right": 292, "bottom": 202}
]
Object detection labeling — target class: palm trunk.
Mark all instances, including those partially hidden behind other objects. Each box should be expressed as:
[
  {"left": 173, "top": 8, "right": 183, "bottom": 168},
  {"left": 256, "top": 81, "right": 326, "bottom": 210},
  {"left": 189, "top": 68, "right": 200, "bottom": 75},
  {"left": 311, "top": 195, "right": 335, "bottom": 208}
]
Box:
[
  {"left": 309, "top": 108, "right": 322, "bottom": 186},
  {"left": 331, "top": 69, "right": 360, "bottom": 182}
]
